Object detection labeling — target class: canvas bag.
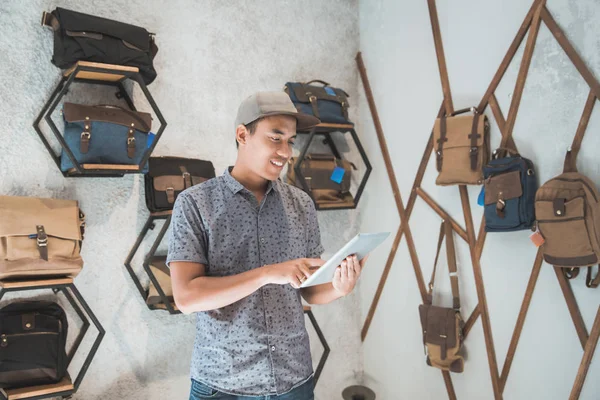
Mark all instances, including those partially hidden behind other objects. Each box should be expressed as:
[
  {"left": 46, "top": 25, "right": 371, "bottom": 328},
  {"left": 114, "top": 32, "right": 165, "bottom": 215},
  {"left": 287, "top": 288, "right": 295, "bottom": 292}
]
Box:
[
  {"left": 0, "top": 301, "right": 68, "bottom": 388},
  {"left": 0, "top": 196, "right": 84, "bottom": 280},
  {"left": 418, "top": 221, "right": 465, "bottom": 372},
  {"left": 61, "top": 103, "right": 152, "bottom": 173},
  {"left": 42, "top": 7, "right": 159, "bottom": 85},
  {"left": 535, "top": 150, "right": 600, "bottom": 288},
  {"left": 286, "top": 153, "right": 355, "bottom": 205},
  {"left": 483, "top": 147, "right": 537, "bottom": 232},
  {"left": 433, "top": 107, "right": 490, "bottom": 186},
  {"left": 144, "top": 157, "right": 215, "bottom": 212},
  {"left": 284, "top": 80, "right": 352, "bottom": 125}
]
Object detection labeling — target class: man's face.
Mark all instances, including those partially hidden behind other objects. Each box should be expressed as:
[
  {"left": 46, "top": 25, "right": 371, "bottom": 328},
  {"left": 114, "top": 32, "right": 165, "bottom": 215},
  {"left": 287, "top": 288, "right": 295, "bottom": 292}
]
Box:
[{"left": 241, "top": 115, "right": 297, "bottom": 181}]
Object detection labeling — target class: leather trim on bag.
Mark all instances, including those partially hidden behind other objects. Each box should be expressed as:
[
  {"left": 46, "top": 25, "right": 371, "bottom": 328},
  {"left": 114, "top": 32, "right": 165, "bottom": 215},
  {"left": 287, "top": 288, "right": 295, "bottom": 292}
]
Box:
[
  {"left": 544, "top": 254, "right": 598, "bottom": 267},
  {"left": 63, "top": 103, "right": 152, "bottom": 133}
]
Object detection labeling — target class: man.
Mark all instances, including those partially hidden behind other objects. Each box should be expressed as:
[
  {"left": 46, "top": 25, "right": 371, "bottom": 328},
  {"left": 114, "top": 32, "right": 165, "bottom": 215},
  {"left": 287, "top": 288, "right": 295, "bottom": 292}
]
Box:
[{"left": 167, "top": 92, "right": 368, "bottom": 400}]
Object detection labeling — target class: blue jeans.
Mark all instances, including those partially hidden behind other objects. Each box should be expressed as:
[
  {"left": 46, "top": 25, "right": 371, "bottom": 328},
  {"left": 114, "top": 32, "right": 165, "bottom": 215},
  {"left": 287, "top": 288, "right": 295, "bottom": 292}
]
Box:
[{"left": 189, "top": 377, "right": 314, "bottom": 400}]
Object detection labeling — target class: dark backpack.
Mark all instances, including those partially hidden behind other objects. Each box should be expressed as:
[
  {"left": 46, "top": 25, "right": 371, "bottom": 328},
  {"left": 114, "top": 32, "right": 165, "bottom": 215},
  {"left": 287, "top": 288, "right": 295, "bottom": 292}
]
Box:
[
  {"left": 483, "top": 148, "right": 537, "bottom": 232},
  {"left": 42, "top": 7, "right": 158, "bottom": 85},
  {"left": 0, "top": 301, "right": 68, "bottom": 388}
]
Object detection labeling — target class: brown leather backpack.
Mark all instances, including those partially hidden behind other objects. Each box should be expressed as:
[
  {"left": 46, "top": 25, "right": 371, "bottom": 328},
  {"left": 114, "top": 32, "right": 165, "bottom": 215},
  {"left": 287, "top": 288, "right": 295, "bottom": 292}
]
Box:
[
  {"left": 0, "top": 196, "right": 85, "bottom": 280},
  {"left": 535, "top": 150, "right": 600, "bottom": 288},
  {"left": 434, "top": 107, "right": 490, "bottom": 186},
  {"left": 419, "top": 221, "right": 465, "bottom": 373},
  {"left": 286, "top": 153, "right": 355, "bottom": 206}
]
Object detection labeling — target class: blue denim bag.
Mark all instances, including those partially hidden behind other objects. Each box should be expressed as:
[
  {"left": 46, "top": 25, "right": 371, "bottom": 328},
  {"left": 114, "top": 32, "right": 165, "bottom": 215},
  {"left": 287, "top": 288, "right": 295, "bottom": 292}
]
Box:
[
  {"left": 483, "top": 149, "right": 537, "bottom": 232},
  {"left": 285, "top": 80, "right": 352, "bottom": 125},
  {"left": 60, "top": 103, "right": 152, "bottom": 173}
]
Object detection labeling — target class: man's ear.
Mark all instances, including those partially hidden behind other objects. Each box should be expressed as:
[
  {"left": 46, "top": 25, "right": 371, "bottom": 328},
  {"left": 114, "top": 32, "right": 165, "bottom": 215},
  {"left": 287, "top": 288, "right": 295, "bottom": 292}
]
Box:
[{"left": 236, "top": 124, "right": 248, "bottom": 147}]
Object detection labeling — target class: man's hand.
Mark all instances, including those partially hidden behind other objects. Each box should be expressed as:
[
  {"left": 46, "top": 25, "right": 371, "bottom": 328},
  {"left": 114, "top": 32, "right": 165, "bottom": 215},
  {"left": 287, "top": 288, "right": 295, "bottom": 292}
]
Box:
[
  {"left": 263, "top": 258, "right": 325, "bottom": 289},
  {"left": 332, "top": 254, "right": 369, "bottom": 296}
]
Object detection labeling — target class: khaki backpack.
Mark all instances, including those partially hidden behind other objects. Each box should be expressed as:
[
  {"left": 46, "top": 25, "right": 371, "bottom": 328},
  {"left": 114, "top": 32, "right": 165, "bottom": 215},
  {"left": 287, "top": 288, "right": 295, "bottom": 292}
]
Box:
[
  {"left": 433, "top": 107, "right": 490, "bottom": 186},
  {"left": 535, "top": 151, "right": 600, "bottom": 288}
]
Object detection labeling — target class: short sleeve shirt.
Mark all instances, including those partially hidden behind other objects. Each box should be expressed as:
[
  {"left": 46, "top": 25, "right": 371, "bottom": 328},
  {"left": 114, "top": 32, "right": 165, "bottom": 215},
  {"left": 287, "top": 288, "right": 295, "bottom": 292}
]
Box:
[{"left": 167, "top": 168, "right": 324, "bottom": 396}]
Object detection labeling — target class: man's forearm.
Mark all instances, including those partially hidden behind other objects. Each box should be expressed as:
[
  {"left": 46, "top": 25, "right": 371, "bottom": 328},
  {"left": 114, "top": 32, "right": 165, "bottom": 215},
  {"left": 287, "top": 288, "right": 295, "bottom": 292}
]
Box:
[
  {"left": 177, "top": 267, "right": 268, "bottom": 313},
  {"left": 301, "top": 283, "right": 344, "bottom": 305}
]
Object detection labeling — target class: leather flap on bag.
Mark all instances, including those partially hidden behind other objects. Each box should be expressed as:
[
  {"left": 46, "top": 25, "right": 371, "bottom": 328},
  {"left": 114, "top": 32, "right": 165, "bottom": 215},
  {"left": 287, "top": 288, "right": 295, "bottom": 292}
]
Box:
[
  {"left": 153, "top": 176, "right": 207, "bottom": 192},
  {"left": 55, "top": 7, "right": 151, "bottom": 51},
  {"left": 433, "top": 115, "right": 486, "bottom": 149},
  {"left": 420, "top": 305, "right": 458, "bottom": 348},
  {"left": 65, "top": 30, "right": 103, "bottom": 40},
  {"left": 63, "top": 103, "right": 152, "bottom": 132},
  {"left": 147, "top": 157, "right": 216, "bottom": 179},
  {"left": 536, "top": 196, "right": 585, "bottom": 221},
  {"left": 0, "top": 196, "right": 81, "bottom": 241},
  {"left": 484, "top": 170, "right": 522, "bottom": 205},
  {"left": 288, "top": 83, "right": 349, "bottom": 104}
]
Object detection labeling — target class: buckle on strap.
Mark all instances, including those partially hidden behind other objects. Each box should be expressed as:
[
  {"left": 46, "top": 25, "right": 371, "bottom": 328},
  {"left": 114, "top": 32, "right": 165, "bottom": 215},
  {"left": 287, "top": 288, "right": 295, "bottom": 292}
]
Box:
[{"left": 35, "top": 225, "right": 48, "bottom": 261}]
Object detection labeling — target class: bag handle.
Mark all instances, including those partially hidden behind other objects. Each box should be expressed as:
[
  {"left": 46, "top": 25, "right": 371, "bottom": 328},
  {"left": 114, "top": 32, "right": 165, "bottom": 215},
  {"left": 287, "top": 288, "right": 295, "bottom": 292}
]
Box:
[
  {"left": 426, "top": 221, "right": 460, "bottom": 309},
  {"left": 305, "top": 80, "right": 330, "bottom": 87},
  {"left": 492, "top": 147, "right": 521, "bottom": 159}
]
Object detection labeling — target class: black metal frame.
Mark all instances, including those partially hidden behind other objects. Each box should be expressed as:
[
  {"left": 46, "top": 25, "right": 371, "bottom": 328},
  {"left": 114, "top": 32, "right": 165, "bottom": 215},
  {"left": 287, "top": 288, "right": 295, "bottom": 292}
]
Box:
[
  {"left": 0, "top": 282, "right": 105, "bottom": 400},
  {"left": 294, "top": 126, "right": 372, "bottom": 211},
  {"left": 304, "top": 308, "right": 330, "bottom": 384},
  {"left": 124, "top": 213, "right": 179, "bottom": 315},
  {"left": 32, "top": 63, "right": 167, "bottom": 177}
]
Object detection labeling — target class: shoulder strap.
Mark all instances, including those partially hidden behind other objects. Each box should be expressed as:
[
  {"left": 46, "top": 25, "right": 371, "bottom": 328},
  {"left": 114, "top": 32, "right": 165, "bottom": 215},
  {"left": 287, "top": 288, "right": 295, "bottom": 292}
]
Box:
[
  {"left": 426, "top": 221, "right": 460, "bottom": 309},
  {"left": 426, "top": 222, "right": 446, "bottom": 305},
  {"left": 445, "top": 220, "right": 460, "bottom": 310}
]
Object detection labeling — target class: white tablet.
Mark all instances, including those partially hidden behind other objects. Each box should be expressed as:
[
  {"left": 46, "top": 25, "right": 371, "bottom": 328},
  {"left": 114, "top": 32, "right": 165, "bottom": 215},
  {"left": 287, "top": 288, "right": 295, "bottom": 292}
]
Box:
[{"left": 300, "top": 232, "right": 391, "bottom": 288}]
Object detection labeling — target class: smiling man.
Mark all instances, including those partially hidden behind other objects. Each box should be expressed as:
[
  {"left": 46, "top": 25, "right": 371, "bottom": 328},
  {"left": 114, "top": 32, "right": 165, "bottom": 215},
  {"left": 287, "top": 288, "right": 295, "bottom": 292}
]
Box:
[{"left": 167, "top": 92, "right": 367, "bottom": 400}]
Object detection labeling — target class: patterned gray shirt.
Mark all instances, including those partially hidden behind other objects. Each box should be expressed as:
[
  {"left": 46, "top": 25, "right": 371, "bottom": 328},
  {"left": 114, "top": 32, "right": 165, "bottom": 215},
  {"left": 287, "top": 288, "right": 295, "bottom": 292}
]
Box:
[{"left": 166, "top": 168, "right": 324, "bottom": 396}]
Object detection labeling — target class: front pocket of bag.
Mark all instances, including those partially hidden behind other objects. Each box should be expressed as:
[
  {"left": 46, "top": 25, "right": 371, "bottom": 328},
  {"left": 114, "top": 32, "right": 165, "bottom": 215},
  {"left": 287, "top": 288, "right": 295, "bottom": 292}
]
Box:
[
  {"left": 484, "top": 170, "right": 523, "bottom": 228},
  {"left": 536, "top": 197, "right": 597, "bottom": 266},
  {"left": 3, "top": 235, "right": 77, "bottom": 261},
  {"left": 435, "top": 146, "right": 484, "bottom": 185}
]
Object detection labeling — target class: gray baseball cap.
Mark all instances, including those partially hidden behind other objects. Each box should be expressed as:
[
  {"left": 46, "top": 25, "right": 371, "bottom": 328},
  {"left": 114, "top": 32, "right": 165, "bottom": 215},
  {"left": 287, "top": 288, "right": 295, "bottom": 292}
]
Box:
[{"left": 235, "top": 91, "right": 320, "bottom": 131}]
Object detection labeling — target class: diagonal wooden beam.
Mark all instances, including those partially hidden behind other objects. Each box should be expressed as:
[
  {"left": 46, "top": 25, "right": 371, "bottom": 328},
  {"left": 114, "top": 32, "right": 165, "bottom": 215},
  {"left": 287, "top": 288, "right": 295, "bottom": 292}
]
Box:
[
  {"left": 478, "top": 0, "right": 545, "bottom": 111},
  {"left": 554, "top": 267, "right": 588, "bottom": 349},
  {"left": 442, "top": 371, "right": 457, "bottom": 400},
  {"left": 503, "top": 1, "right": 545, "bottom": 143},
  {"left": 463, "top": 305, "right": 481, "bottom": 340},
  {"left": 459, "top": 186, "right": 503, "bottom": 400},
  {"left": 427, "top": 0, "right": 453, "bottom": 115},
  {"left": 499, "top": 249, "right": 543, "bottom": 392},
  {"left": 415, "top": 188, "right": 468, "bottom": 242},
  {"left": 569, "top": 90, "right": 596, "bottom": 158},
  {"left": 541, "top": 6, "right": 600, "bottom": 100},
  {"left": 569, "top": 306, "right": 600, "bottom": 400},
  {"left": 357, "top": 53, "right": 428, "bottom": 341}
]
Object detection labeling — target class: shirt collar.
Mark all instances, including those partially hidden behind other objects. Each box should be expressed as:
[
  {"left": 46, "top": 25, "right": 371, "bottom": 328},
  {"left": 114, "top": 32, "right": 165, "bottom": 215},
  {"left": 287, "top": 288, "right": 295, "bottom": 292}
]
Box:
[{"left": 223, "top": 167, "right": 278, "bottom": 195}]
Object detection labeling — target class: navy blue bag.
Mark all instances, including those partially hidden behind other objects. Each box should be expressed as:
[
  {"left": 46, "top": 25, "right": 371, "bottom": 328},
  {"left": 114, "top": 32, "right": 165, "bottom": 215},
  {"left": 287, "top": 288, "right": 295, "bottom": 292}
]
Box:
[
  {"left": 483, "top": 149, "right": 537, "bottom": 232},
  {"left": 284, "top": 80, "right": 352, "bottom": 125},
  {"left": 60, "top": 103, "right": 152, "bottom": 173}
]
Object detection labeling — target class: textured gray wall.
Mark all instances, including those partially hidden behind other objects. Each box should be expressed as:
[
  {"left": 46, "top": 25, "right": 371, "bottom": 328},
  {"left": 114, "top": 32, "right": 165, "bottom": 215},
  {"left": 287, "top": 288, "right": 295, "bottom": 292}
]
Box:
[
  {"left": 359, "top": 0, "right": 600, "bottom": 399},
  {"left": 0, "top": 1, "right": 363, "bottom": 399}
]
